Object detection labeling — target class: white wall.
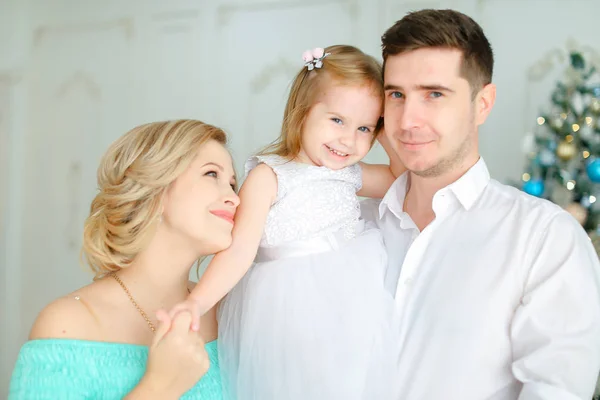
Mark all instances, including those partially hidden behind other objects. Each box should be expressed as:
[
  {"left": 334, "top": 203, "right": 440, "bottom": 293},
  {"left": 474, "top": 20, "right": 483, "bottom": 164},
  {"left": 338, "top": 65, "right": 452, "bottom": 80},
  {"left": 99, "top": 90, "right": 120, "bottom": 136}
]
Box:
[
  {"left": 1, "top": 0, "right": 599, "bottom": 395},
  {"left": 1, "top": 0, "right": 29, "bottom": 393}
]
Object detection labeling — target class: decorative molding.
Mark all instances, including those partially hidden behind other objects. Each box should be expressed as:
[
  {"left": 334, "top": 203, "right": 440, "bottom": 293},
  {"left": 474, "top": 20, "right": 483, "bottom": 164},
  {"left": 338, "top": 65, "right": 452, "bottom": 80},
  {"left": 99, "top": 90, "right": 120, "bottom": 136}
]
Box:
[
  {"left": 65, "top": 161, "right": 82, "bottom": 249},
  {"left": 157, "top": 25, "right": 192, "bottom": 34},
  {"left": 0, "top": 83, "right": 10, "bottom": 198},
  {"left": 0, "top": 80, "right": 13, "bottom": 225},
  {"left": 151, "top": 9, "right": 200, "bottom": 33},
  {"left": 33, "top": 18, "right": 134, "bottom": 47},
  {"left": 218, "top": 0, "right": 356, "bottom": 26},
  {"left": 0, "top": 70, "right": 23, "bottom": 85},
  {"left": 0, "top": 68, "right": 23, "bottom": 397},
  {"left": 52, "top": 78, "right": 99, "bottom": 251},
  {"left": 250, "top": 57, "right": 297, "bottom": 94},
  {"left": 56, "top": 71, "right": 102, "bottom": 100},
  {"left": 151, "top": 9, "right": 200, "bottom": 22},
  {"left": 0, "top": 93, "right": 9, "bottom": 394}
]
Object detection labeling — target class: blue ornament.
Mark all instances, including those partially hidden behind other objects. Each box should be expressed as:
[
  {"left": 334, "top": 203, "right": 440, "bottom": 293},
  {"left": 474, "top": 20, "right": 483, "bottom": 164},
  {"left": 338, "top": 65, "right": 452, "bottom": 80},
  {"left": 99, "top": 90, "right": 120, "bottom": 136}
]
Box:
[
  {"left": 523, "top": 179, "right": 545, "bottom": 197},
  {"left": 586, "top": 159, "right": 600, "bottom": 183}
]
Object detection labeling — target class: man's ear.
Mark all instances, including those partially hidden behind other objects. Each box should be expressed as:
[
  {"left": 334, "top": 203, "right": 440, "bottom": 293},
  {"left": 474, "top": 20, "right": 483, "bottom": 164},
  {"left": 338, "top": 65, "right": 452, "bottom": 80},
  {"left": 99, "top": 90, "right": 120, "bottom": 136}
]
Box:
[{"left": 475, "top": 83, "right": 496, "bottom": 126}]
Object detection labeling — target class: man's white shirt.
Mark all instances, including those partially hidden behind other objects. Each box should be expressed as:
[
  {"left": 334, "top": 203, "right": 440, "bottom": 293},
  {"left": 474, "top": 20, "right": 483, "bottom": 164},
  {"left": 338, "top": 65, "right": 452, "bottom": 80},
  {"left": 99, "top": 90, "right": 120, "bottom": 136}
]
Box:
[{"left": 361, "top": 157, "right": 600, "bottom": 399}]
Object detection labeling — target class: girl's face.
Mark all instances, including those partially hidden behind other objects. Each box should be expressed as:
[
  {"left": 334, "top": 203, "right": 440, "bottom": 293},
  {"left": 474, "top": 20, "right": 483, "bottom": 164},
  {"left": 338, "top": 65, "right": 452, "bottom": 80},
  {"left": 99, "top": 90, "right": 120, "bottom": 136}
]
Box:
[{"left": 296, "top": 81, "right": 382, "bottom": 170}]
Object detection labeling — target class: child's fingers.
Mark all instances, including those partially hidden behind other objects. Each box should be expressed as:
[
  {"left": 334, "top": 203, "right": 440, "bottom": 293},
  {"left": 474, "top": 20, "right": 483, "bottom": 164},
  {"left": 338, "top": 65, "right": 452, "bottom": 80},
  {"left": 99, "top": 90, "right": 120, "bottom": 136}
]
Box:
[
  {"left": 152, "top": 309, "right": 172, "bottom": 346},
  {"left": 191, "top": 306, "right": 202, "bottom": 332},
  {"left": 168, "top": 303, "right": 188, "bottom": 319}
]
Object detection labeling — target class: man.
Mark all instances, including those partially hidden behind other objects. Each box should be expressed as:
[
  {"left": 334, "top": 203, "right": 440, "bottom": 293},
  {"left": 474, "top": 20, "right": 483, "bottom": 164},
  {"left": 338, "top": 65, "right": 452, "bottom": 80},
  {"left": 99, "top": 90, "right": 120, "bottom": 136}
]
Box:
[{"left": 361, "top": 9, "right": 600, "bottom": 399}]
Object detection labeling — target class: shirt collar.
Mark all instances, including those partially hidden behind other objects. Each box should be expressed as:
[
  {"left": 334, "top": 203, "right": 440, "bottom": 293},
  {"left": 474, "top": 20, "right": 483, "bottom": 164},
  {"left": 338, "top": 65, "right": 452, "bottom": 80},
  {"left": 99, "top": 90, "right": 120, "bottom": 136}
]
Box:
[
  {"left": 379, "top": 172, "right": 408, "bottom": 219},
  {"left": 378, "top": 157, "right": 491, "bottom": 219},
  {"left": 445, "top": 157, "right": 490, "bottom": 210}
]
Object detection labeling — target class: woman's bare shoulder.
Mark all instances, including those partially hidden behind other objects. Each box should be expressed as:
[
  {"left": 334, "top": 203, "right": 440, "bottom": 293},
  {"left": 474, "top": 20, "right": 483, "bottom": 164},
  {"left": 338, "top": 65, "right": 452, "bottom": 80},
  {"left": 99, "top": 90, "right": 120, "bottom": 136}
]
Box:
[{"left": 29, "top": 283, "right": 104, "bottom": 341}]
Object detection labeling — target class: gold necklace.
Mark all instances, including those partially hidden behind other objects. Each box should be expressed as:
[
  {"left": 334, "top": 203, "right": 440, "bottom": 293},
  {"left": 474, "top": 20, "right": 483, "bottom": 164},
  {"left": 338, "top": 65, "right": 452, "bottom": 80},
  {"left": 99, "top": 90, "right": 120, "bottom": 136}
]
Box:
[
  {"left": 109, "top": 272, "right": 157, "bottom": 332},
  {"left": 108, "top": 272, "right": 191, "bottom": 333}
]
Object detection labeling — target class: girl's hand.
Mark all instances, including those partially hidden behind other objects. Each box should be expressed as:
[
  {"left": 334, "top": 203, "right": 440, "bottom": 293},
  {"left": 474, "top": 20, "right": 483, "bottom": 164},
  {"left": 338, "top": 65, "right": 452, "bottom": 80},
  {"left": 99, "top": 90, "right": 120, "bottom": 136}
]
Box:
[{"left": 167, "top": 298, "right": 205, "bottom": 332}]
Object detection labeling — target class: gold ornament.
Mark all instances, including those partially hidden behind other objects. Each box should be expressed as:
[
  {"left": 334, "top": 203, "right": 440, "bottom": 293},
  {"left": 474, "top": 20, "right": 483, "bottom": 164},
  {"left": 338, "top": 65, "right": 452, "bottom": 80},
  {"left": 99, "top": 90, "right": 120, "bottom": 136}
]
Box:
[
  {"left": 565, "top": 202, "right": 588, "bottom": 225},
  {"left": 556, "top": 140, "right": 577, "bottom": 161}
]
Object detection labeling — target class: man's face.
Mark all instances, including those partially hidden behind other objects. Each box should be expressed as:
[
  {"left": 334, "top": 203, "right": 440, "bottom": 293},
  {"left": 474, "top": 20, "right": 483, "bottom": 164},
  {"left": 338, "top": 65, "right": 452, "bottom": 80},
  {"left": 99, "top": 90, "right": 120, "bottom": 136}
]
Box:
[{"left": 383, "top": 48, "right": 494, "bottom": 177}]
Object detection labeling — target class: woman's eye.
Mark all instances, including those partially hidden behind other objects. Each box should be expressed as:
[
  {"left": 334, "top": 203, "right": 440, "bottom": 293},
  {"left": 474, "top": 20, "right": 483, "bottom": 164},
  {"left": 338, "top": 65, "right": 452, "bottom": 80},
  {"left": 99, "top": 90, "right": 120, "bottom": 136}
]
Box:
[{"left": 205, "top": 170, "right": 218, "bottom": 178}]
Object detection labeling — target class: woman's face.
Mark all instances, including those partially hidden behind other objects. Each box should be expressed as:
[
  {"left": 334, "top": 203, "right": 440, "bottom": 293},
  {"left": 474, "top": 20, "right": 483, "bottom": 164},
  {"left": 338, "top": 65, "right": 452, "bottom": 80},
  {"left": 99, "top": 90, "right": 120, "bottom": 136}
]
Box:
[{"left": 162, "top": 139, "right": 239, "bottom": 256}]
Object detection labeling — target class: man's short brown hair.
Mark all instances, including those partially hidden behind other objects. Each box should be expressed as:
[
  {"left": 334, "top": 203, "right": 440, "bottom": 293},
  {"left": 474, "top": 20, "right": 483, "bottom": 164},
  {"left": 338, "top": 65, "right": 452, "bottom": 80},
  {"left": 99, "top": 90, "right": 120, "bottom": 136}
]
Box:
[{"left": 381, "top": 9, "right": 494, "bottom": 95}]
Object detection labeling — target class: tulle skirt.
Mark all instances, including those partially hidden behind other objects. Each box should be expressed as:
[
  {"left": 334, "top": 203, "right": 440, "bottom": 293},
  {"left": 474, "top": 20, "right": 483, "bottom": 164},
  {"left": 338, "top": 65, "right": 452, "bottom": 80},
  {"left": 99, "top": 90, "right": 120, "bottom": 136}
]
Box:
[{"left": 217, "top": 222, "right": 401, "bottom": 400}]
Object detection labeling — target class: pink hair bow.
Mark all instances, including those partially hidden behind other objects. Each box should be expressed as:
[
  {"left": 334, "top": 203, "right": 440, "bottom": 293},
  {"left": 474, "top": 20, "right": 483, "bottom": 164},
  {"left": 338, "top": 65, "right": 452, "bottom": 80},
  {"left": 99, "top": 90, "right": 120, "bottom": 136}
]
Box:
[{"left": 302, "top": 47, "right": 331, "bottom": 71}]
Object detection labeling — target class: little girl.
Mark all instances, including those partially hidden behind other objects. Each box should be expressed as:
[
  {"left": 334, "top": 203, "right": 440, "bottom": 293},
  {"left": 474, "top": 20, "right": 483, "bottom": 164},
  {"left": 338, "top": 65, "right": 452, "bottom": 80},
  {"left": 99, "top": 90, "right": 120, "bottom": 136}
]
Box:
[{"left": 169, "top": 45, "right": 404, "bottom": 399}]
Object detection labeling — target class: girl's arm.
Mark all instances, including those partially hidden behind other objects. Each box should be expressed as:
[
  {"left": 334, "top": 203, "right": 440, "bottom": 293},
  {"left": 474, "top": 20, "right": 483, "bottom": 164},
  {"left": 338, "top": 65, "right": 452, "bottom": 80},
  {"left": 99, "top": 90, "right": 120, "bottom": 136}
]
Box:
[
  {"left": 358, "top": 132, "right": 405, "bottom": 198},
  {"left": 168, "top": 163, "right": 277, "bottom": 329}
]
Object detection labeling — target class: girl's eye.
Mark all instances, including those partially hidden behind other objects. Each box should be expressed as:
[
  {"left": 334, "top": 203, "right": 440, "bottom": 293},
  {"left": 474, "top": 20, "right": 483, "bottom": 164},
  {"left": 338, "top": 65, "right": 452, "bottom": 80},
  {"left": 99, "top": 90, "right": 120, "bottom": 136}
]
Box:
[
  {"left": 358, "top": 126, "right": 371, "bottom": 133},
  {"left": 331, "top": 117, "right": 343, "bottom": 124}
]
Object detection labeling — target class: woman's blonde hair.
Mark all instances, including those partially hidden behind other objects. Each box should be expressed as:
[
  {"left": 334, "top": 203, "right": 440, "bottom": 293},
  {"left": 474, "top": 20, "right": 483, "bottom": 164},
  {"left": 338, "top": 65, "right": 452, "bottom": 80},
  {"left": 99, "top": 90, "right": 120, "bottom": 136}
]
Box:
[
  {"left": 261, "top": 45, "right": 384, "bottom": 158},
  {"left": 82, "top": 119, "right": 228, "bottom": 278}
]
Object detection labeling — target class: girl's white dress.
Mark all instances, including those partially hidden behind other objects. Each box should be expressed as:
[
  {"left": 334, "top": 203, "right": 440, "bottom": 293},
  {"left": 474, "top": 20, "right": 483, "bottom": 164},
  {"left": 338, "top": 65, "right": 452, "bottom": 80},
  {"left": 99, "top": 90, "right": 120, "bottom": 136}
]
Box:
[{"left": 218, "top": 155, "right": 400, "bottom": 400}]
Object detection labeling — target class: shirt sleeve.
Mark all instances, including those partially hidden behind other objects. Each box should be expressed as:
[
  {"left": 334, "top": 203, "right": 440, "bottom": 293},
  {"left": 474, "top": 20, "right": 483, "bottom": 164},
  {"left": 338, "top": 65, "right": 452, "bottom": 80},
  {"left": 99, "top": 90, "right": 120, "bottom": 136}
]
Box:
[
  {"left": 511, "top": 211, "right": 600, "bottom": 400},
  {"left": 360, "top": 197, "right": 382, "bottom": 227}
]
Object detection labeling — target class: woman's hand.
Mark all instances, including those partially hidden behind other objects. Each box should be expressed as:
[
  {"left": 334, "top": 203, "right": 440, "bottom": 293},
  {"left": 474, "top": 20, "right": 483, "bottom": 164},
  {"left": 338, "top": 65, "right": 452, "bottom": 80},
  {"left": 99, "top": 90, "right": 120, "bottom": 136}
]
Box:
[{"left": 126, "top": 310, "right": 210, "bottom": 399}]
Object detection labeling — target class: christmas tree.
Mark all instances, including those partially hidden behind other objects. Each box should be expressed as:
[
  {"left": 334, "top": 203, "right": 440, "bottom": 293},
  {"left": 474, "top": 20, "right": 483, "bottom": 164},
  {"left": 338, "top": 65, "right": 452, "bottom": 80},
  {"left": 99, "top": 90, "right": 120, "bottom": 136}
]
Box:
[
  {"left": 521, "top": 50, "right": 600, "bottom": 234},
  {"left": 520, "top": 48, "right": 600, "bottom": 400}
]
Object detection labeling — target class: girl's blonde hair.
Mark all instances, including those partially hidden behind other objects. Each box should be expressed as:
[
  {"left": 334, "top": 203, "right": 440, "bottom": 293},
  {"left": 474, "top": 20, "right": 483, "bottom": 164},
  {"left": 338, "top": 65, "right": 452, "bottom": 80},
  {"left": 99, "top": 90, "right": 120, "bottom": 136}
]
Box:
[
  {"left": 82, "top": 119, "right": 228, "bottom": 279},
  {"left": 261, "top": 45, "right": 384, "bottom": 158}
]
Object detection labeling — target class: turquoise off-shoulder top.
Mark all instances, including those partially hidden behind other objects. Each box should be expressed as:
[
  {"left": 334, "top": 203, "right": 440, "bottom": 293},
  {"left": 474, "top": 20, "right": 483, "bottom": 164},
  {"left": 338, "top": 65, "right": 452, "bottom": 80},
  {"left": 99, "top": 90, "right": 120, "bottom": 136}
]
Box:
[{"left": 8, "top": 339, "right": 222, "bottom": 400}]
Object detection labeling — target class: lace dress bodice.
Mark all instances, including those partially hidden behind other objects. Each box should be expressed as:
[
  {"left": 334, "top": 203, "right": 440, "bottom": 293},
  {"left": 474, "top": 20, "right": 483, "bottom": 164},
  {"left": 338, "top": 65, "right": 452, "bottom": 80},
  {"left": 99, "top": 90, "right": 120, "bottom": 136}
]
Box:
[{"left": 245, "top": 155, "right": 363, "bottom": 247}]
